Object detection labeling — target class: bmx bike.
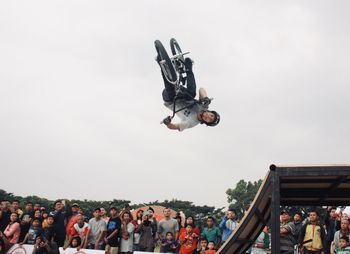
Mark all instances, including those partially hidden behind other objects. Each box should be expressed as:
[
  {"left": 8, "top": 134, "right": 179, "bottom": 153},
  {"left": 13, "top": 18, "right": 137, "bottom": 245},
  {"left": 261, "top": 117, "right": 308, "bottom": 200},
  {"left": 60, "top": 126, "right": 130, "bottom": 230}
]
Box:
[{"left": 154, "top": 38, "right": 212, "bottom": 124}]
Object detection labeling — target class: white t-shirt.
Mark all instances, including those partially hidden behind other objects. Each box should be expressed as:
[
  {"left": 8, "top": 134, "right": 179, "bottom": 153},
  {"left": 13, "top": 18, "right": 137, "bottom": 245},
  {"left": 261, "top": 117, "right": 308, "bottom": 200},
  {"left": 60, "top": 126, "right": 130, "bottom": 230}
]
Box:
[
  {"left": 88, "top": 218, "right": 107, "bottom": 244},
  {"left": 165, "top": 99, "right": 208, "bottom": 131}
]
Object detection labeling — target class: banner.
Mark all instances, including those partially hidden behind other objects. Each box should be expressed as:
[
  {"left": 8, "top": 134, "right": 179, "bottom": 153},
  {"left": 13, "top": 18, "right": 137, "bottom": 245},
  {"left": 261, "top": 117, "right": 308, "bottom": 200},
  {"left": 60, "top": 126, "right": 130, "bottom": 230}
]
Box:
[{"left": 7, "top": 244, "right": 105, "bottom": 254}]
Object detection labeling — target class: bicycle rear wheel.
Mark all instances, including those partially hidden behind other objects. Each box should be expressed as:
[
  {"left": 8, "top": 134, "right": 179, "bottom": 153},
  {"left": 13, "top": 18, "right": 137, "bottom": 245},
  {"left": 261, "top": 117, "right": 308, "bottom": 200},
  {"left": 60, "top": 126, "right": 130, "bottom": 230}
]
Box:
[
  {"left": 154, "top": 40, "right": 177, "bottom": 83},
  {"left": 170, "top": 38, "right": 183, "bottom": 57}
]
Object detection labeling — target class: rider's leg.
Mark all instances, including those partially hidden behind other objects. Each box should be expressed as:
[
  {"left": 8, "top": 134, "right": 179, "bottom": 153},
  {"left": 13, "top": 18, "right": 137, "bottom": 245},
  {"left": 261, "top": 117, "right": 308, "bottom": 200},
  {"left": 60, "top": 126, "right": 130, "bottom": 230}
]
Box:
[
  {"left": 184, "top": 58, "right": 196, "bottom": 98},
  {"left": 161, "top": 71, "right": 176, "bottom": 102}
]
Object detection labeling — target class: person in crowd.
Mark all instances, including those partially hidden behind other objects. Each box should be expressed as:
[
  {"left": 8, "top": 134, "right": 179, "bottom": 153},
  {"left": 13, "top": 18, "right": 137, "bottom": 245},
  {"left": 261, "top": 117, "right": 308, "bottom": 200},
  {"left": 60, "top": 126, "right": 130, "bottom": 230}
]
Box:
[
  {"left": 0, "top": 200, "right": 11, "bottom": 232},
  {"left": 161, "top": 231, "right": 178, "bottom": 253},
  {"left": 11, "top": 200, "right": 23, "bottom": 217},
  {"left": 32, "top": 235, "right": 50, "bottom": 254},
  {"left": 293, "top": 211, "right": 303, "bottom": 243},
  {"left": 43, "top": 214, "right": 59, "bottom": 254},
  {"left": 219, "top": 208, "right": 238, "bottom": 243},
  {"left": 132, "top": 208, "right": 143, "bottom": 252},
  {"left": 179, "top": 224, "right": 199, "bottom": 254},
  {"left": 0, "top": 230, "right": 9, "bottom": 254},
  {"left": 280, "top": 210, "right": 295, "bottom": 254},
  {"left": 68, "top": 236, "right": 81, "bottom": 249},
  {"left": 139, "top": 211, "right": 156, "bottom": 252},
  {"left": 334, "top": 236, "right": 350, "bottom": 254},
  {"left": 41, "top": 211, "right": 49, "bottom": 228},
  {"left": 119, "top": 210, "right": 135, "bottom": 254},
  {"left": 64, "top": 214, "right": 89, "bottom": 250},
  {"left": 198, "top": 237, "right": 208, "bottom": 254},
  {"left": 33, "top": 203, "right": 41, "bottom": 212},
  {"left": 326, "top": 207, "right": 342, "bottom": 254},
  {"left": 50, "top": 199, "right": 72, "bottom": 247},
  {"left": 158, "top": 207, "right": 179, "bottom": 250},
  {"left": 3, "top": 212, "right": 21, "bottom": 246},
  {"left": 180, "top": 215, "right": 200, "bottom": 253},
  {"left": 146, "top": 207, "right": 158, "bottom": 241},
  {"left": 298, "top": 210, "right": 327, "bottom": 254},
  {"left": 101, "top": 207, "right": 110, "bottom": 225},
  {"left": 19, "top": 202, "right": 34, "bottom": 242},
  {"left": 65, "top": 203, "right": 80, "bottom": 240},
  {"left": 251, "top": 227, "right": 270, "bottom": 254},
  {"left": 205, "top": 241, "right": 217, "bottom": 254},
  {"left": 175, "top": 212, "right": 184, "bottom": 232},
  {"left": 34, "top": 210, "right": 42, "bottom": 223},
  {"left": 105, "top": 206, "right": 121, "bottom": 254},
  {"left": 201, "top": 216, "right": 221, "bottom": 248},
  {"left": 331, "top": 219, "right": 350, "bottom": 254},
  {"left": 180, "top": 215, "right": 200, "bottom": 238},
  {"left": 20, "top": 218, "right": 44, "bottom": 245},
  {"left": 87, "top": 208, "right": 106, "bottom": 250}
]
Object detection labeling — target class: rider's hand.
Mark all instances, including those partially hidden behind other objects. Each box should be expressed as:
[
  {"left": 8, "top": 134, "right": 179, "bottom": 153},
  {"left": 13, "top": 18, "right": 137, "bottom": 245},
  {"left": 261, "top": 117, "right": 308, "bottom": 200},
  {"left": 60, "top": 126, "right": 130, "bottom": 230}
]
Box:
[
  {"left": 199, "top": 96, "right": 211, "bottom": 106},
  {"left": 163, "top": 116, "right": 172, "bottom": 125}
]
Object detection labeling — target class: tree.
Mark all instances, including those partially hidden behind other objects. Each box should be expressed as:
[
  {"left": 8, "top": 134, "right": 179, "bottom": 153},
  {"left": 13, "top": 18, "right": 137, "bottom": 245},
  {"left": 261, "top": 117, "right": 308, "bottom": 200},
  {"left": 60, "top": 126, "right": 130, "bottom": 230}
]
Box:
[{"left": 226, "top": 179, "right": 262, "bottom": 219}]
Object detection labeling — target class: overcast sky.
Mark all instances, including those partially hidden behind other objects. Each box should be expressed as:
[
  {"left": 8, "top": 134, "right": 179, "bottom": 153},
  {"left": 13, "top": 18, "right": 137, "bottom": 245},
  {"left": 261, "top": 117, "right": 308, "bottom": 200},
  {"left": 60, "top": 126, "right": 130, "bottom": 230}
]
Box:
[{"left": 1, "top": 1, "right": 350, "bottom": 209}]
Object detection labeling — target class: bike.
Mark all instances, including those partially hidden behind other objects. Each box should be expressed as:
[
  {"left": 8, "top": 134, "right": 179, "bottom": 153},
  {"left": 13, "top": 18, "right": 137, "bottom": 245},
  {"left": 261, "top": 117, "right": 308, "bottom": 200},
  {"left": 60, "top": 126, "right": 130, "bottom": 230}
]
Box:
[{"left": 154, "top": 38, "right": 211, "bottom": 124}]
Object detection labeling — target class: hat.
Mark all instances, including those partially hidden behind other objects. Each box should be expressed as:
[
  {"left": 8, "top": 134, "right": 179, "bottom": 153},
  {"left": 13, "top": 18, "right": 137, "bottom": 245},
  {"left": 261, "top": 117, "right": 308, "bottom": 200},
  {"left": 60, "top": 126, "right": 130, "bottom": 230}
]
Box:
[{"left": 72, "top": 203, "right": 80, "bottom": 207}]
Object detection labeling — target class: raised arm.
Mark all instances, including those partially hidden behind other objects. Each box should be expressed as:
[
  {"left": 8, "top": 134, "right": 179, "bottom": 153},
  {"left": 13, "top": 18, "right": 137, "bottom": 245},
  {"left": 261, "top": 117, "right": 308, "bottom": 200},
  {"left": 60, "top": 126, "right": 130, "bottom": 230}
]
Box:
[{"left": 199, "top": 87, "right": 207, "bottom": 99}]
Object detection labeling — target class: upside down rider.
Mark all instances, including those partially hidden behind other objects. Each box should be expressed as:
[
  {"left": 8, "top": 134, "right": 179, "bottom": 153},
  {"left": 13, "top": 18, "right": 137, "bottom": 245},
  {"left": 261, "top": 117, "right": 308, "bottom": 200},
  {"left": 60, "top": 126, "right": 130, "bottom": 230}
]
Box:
[{"left": 157, "top": 56, "right": 220, "bottom": 131}]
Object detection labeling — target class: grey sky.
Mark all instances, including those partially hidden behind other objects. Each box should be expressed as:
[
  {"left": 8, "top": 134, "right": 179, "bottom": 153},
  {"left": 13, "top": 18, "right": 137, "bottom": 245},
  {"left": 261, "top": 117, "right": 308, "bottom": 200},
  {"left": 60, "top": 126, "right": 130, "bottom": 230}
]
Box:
[{"left": 1, "top": 1, "right": 349, "bottom": 208}]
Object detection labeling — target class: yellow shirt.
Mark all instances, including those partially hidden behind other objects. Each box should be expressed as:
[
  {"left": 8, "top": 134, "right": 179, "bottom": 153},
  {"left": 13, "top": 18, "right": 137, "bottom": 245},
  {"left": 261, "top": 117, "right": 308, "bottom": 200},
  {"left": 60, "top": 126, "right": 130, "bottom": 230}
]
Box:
[{"left": 303, "top": 224, "right": 323, "bottom": 251}]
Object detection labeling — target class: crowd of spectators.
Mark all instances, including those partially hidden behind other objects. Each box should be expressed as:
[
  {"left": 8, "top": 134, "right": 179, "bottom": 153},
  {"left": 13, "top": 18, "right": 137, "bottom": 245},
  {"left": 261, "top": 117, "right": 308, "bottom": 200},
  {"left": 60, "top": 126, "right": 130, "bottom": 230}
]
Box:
[
  {"left": 0, "top": 199, "right": 239, "bottom": 254},
  {"left": 278, "top": 207, "right": 350, "bottom": 254}
]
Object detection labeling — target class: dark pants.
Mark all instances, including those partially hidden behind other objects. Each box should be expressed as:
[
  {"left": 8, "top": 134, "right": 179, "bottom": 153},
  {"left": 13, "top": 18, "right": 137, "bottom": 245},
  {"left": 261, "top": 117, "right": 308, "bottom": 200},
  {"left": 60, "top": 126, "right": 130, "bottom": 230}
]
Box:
[{"left": 161, "top": 68, "right": 196, "bottom": 102}]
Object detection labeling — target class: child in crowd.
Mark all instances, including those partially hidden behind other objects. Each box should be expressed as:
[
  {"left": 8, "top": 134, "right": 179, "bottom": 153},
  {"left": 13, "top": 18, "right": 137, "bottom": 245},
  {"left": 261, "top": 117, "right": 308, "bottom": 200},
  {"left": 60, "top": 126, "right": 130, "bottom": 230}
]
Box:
[
  {"left": 161, "top": 232, "right": 178, "bottom": 253},
  {"left": 335, "top": 236, "right": 350, "bottom": 254},
  {"left": 20, "top": 218, "right": 43, "bottom": 245},
  {"left": 205, "top": 241, "right": 217, "bottom": 254},
  {"left": 198, "top": 238, "right": 208, "bottom": 254},
  {"left": 179, "top": 224, "right": 198, "bottom": 254}
]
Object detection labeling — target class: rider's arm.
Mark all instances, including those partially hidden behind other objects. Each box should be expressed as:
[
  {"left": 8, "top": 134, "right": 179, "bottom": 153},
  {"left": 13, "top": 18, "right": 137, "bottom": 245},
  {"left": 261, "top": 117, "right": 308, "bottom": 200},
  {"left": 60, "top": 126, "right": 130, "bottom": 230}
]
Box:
[
  {"left": 199, "top": 87, "right": 207, "bottom": 99},
  {"left": 166, "top": 123, "right": 180, "bottom": 131}
]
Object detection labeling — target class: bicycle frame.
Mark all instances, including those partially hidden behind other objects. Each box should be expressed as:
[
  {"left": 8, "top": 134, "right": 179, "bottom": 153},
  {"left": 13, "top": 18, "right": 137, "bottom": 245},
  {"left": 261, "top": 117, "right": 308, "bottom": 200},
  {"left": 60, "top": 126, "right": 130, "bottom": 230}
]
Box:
[{"left": 159, "top": 51, "right": 190, "bottom": 94}]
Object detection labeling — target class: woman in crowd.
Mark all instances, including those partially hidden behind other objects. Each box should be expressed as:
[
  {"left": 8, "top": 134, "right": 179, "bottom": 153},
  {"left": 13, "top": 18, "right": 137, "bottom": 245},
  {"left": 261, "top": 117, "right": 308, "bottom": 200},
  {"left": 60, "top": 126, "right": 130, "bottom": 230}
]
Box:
[
  {"left": 4, "top": 212, "right": 21, "bottom": 246},
  {"left": 133, "top": 209, "right": 143, "bottom": 252},
  {"left": 119, "top": 211, "right": 135, "bottom": 254}
]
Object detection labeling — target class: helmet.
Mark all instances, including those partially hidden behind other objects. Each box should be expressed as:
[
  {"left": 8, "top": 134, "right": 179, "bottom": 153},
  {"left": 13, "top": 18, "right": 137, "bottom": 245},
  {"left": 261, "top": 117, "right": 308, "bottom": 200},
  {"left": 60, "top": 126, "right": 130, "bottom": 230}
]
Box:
[{"left": 201, "top": 110, "right": 220, "bottom": 127}]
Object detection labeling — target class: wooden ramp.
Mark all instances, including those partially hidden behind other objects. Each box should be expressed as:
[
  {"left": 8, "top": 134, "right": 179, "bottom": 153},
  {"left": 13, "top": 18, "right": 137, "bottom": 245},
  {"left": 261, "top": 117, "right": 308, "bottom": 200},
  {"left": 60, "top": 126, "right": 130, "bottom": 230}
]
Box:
[
  {"left": 218, "top": 165, "right": 350, "bottom": 254},
  {"left": 218, "top": 169, "right": 273, "bottom": 254}
]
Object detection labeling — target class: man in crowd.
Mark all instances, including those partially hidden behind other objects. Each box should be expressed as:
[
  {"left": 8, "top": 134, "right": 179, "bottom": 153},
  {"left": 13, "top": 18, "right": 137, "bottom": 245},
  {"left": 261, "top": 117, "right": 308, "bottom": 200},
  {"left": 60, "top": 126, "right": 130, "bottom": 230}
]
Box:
[
  {"left": 201, "top": 216, "right": 221, "bottom": 248},
  {"left": 280, "top": 210, "right": 296, "bottom": 254},
  {"left": 10, "top": 200, "right": 23, "bottom": 217},
  {"left": 219, "top": 208, "right": 238, "bottom": 243},
  {"left": 293, "top": 211, "right": 303, "bottom": 243},
  {"left": 325, "top": 207, "right": 341, "bottom": 254},
  {"left": 158, "top": 207, "right": 179, "bottom": 253},
  {"left": 331, "top": 219, "right": 350, "bottom": 254},
  {"left": 0, "top": 200, "right": 11, "bottom": 232},
  {"left": 87, "top": 208, "right": 107, "bottom": 250},
  {"left": 19, "top": 201, "right": 34, "bottom": 242},
  {"left": 298, "top": 210, "right": 327, "bottom": 254},
  {"left": 105, "top": 206, "right": 121, "bottom": 254},
  {"left": 50, "top": 199, "right": 72, "bottom": 247}
]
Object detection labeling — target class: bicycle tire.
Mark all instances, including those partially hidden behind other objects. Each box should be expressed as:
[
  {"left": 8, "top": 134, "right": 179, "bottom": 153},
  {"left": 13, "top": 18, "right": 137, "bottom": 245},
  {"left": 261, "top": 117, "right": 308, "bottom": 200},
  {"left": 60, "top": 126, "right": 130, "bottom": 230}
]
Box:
[
  {"left": 170, "top": 38, "right": 183, "bottom": 56},
  {"left": 154, "top": 40, "right": 177, "bottom": 83}
]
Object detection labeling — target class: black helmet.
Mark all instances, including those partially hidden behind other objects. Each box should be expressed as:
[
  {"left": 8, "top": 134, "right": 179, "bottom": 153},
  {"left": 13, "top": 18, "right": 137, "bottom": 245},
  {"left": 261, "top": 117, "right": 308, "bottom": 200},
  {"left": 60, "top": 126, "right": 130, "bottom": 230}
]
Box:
[{"left": 202, "top": 110, "right": 220, "bottom": 127}]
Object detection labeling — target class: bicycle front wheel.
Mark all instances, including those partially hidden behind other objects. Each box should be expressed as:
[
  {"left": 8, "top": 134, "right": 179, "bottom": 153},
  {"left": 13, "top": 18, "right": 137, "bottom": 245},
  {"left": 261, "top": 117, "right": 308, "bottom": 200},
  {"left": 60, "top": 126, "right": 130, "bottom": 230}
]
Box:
[{"left": 154, "top": 40, "right": 177, "bottom": 83}]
